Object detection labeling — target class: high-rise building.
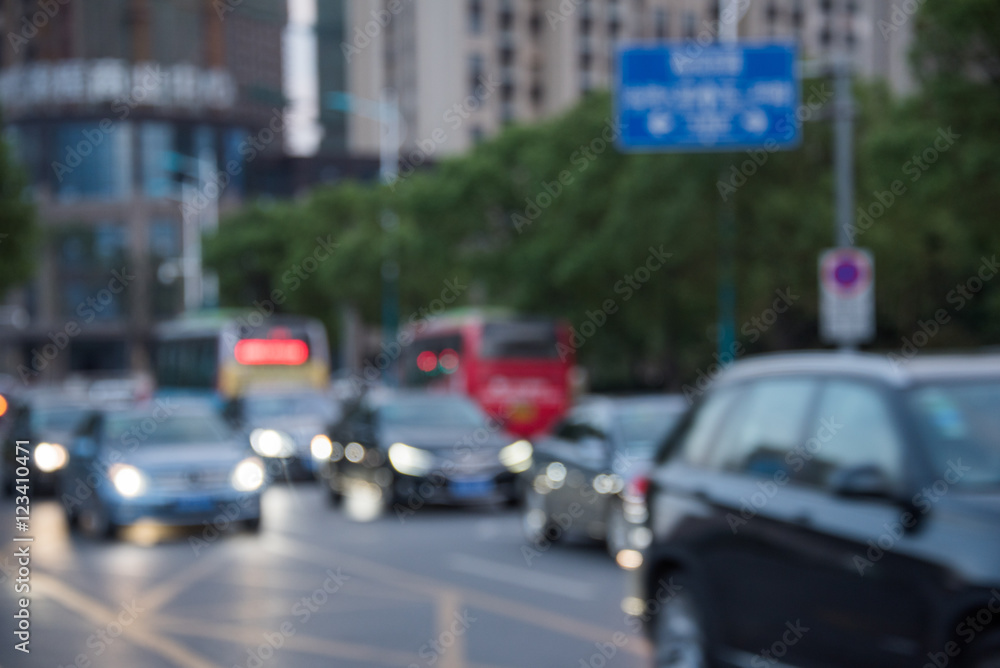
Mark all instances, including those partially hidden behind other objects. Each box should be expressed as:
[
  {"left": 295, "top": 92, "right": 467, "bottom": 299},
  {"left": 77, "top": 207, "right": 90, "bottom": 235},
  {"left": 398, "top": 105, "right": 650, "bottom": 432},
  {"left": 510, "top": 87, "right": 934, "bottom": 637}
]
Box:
[
  {"left": 341, "top": 0, "right": 913, "bottom": 161},
  {"left": 0, "top": 0, "right": 286, "bottom": 381}
]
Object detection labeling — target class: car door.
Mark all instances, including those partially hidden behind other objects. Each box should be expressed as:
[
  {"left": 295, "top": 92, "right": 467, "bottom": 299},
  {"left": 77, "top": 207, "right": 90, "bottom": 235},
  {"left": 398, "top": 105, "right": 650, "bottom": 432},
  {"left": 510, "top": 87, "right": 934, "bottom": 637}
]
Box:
[
  {"left": 681, "top": 376, "right": 823, "bottom": 662},
  {"left": 774, "top": 378, "right": 929, "bottom": 667}
]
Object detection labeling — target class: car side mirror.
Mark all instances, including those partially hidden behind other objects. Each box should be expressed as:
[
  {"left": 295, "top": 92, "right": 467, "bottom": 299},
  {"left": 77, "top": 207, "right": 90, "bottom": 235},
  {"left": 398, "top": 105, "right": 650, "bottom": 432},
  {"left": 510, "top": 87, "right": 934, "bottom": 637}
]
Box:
[{"left": 829, "top": 465, "right": 895, "bottom": 501}]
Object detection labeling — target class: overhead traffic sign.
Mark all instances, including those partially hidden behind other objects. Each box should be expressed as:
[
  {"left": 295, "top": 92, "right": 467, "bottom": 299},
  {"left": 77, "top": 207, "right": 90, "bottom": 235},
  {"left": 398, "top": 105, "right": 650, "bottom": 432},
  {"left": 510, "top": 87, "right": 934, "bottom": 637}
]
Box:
[
  {"left": 615, "top": 41, "right": 800, "bottom": 152},
  {"left": 819, "top": 247, "right": 875, "bottom": 345}
]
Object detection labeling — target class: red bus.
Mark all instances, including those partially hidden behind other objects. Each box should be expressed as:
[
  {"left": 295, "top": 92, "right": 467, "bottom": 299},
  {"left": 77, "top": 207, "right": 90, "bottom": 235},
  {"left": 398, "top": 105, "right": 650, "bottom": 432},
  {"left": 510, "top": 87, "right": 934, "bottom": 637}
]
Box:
[{"left": 400, "top": 311, "right": 574, "bottom": 438}]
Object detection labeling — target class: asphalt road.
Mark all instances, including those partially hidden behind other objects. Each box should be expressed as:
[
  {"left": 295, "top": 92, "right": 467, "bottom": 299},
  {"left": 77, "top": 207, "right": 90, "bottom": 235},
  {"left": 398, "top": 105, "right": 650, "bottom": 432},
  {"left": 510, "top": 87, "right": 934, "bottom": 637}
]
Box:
[{"left": 0, "top": 483, "right": 650, "bottom": 668}]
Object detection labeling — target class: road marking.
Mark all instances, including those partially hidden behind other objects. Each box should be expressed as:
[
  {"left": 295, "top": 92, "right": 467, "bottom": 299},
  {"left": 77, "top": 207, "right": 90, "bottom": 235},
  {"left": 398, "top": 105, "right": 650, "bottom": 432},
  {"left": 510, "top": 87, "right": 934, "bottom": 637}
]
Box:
[
  {"left": 448, "top": 552, "right": 597, "bottom": 601},
  {"left": 140, "top": 547, "right": 226, "bottom": 613},
  {"left": 158, "top": 615, "right": 430, "bottom": 666},
  {"left": 436, "top": 589, "right": 466, "bottom": 668},
  {"left": 33, "top": 571, "right": 224, "bottom": 668},
  {"left": 267, "top": 534, "right": 649, "bottom": 658}
]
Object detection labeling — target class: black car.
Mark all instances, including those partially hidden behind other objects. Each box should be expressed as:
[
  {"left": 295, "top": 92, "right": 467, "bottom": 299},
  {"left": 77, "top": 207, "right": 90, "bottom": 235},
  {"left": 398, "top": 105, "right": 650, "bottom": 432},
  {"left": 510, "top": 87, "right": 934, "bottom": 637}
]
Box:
[
  {"left": 224, "top": 389, "right": 341, "bottom": 480},
  {"left": 0, "top": 392, "right": 94, "bottom": 495},
  {"left": 319, "top": 390, "right": 530, "bottom": 509},
  {"left": 629, "top": 352, "right": 1000, "bottom": 668},
  {"left": 521, "top": 394, "right": 687, "bottom": 558}
]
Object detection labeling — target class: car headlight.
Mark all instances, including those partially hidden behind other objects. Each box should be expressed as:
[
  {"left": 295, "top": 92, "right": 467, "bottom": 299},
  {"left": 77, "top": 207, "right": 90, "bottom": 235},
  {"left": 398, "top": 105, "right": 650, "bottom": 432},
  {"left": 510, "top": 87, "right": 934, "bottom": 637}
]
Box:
[
  {"left": 249, "top": 429, "right": 295, "bottom": 458},
  {"left": 387, "top": 442, "right": 434, "bottom": 476},
  {"left": 499, "top": 439, "right": 533, "bottom": 472},
  {"left": 35, "top": 442, "right": 68, "bottom": 473},
  {"left": 310, "top": 434, "right": 333, "bottom": 459},
  {"left": 109, "top": 464, "right": 147, "bottom": 498},
  {"left": 232, "top": 457, "right": 266, "bottom": 492},
  {"left": 593, "top": 473, "right": 624, "bottom": 495}
]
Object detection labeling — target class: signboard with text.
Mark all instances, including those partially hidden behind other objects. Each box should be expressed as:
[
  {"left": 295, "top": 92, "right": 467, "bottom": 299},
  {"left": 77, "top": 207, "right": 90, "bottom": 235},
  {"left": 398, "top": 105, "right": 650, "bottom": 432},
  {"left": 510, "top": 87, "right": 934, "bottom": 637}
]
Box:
[{"left": 615, "top": 42, "right": 799, "bottom": 152}]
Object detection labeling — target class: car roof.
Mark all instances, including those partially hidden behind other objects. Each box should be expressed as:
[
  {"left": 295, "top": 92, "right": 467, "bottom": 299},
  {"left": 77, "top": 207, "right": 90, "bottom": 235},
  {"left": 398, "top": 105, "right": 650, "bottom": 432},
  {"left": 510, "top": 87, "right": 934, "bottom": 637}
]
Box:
[{"left": 717, "top": 351, "right": 1000, "bottom": 389}]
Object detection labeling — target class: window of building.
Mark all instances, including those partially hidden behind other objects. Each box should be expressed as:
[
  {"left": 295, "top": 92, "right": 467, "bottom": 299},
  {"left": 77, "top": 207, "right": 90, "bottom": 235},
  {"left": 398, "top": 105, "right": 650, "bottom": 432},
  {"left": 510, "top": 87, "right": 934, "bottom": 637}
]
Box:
[
  {"left": 57, "top": 221, "right": 130, "bottom": 321},
  {"left": 683, "top": 12, "right": 696, "bottom": 39},
  {"left": 469, "top": 54, "right": 485, "bottom": 97},
  {"left": 654, "top": 8, "right": 669, "bottom": 39},
  {"left": 791, "top": 0, "right": 804, "bottom": 28},
  {"left": 468, "top": 0, "right": 483, "bottom": 34},
  {"left": 141, "top": 122, "right": 176, "bottom": 198},
  {"left": 53, "top": 122, "right": 132, "bottom": 201}
]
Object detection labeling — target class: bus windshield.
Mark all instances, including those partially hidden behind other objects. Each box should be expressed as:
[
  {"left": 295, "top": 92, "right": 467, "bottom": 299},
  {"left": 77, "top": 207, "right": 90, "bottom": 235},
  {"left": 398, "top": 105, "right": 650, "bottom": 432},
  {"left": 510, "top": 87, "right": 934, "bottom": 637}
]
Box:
[{"left": 480, "top": 322, "right": 558, "bottom": 359}]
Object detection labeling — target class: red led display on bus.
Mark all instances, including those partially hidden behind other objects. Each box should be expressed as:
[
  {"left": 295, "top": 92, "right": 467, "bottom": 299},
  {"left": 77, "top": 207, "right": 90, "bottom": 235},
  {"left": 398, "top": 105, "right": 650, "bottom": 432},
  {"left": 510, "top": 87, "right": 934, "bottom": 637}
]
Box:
[{"left": 234, "top": 339, "right": 309, "bottom": 365}]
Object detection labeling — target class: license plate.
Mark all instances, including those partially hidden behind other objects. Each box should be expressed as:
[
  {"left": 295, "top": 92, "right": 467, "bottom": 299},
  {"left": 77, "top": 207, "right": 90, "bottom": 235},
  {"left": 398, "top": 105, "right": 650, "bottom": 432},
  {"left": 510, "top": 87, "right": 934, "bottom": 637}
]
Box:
[
  {"left": 450, "top": 477, "right": 495, "bottom": 499},
  {"left": 175, "top": 496, "right": 215, "bottom": 513}
]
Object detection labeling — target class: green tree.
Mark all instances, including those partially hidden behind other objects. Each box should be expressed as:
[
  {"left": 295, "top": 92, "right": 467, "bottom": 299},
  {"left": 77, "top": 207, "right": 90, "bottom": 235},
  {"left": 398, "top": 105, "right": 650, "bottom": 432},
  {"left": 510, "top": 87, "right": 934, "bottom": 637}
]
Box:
[{"left": 0, "top": 124, "right": 36, "bottom": 294}]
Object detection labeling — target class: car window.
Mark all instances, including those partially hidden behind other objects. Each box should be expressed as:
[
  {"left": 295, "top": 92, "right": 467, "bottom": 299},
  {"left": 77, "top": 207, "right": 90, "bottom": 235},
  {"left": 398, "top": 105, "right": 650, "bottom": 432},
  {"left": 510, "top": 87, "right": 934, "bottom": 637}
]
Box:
[
  {"left": 908, "top": 381, "right": 1000, "bottom": 488},
  {"left": 794, "top": 380, "right": 903, "bottom": 489},
  {"left": 704, "top": 378, "right": 819, "bottom": 476},
  {"left": 667, "top": 386, "right": 742, "bottom": 466},
  {"left": 555, "top": 405, "right": 607, "bottom": 442}
]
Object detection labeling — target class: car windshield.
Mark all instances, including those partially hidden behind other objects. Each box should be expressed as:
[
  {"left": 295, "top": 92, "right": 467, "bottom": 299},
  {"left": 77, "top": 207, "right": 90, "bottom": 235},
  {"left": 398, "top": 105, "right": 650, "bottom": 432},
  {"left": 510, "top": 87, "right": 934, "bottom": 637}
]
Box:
[
  {"left": 618, "top": 403, "right": 684, "bottom": 457},
  {"left": 244, "top": 393, "right": 333, "bottom": 419},
  {"left": 379, "top": 396, "right": 487, "bottom": 428},
  {"left": 106, "top": 413, "right": 232, "bottom": 446},
  {"left": 32, "top": 406, "right": 89, "bottom": 433},
  {"left": 909, "top": 381, "right": 1000, "bottom": 488}
]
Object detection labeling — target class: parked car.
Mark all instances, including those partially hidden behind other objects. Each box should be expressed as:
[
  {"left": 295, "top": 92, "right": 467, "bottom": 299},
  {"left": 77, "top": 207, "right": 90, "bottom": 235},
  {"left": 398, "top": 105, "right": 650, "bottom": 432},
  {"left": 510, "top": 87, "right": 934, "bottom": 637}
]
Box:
[
  {"left": 318, "top": 389, "right": 530, "bottom": 508},
  {"left": 59, "top": 398, "right": 267, "bottom": 539},
  {"left": 520, "top": 394, "right": 687, "bottom": 557},
  {"left": 224, "top": 388, "right": 341, "bottom": 480},
  {"left": 0, "top": 391, "right": 94, "bottom": 496},
  {"left": 629, "top": 352, "right": 1000, "bottom": 668}
]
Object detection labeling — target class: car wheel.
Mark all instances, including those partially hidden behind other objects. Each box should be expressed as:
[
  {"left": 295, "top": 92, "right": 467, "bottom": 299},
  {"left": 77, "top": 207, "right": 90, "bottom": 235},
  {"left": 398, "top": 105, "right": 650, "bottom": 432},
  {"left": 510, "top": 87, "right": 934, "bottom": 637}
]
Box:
[
  {"left": 327, "top": 484, "right": 343, "bottom": 507},
  {"left": 653, "top": 575, "right": 710, "bottom": 668},
  {"left": 242, "top": 517, "right": 262, "bottom": 533},
  {"left": 605, "top": 498, "right": 628, "bottom": 559},
  {"left": 80, "top": 501, "right": 117, "bottom": 540},
  {"left": 521, "top": 485, "right": 555, "bottom": 545}
]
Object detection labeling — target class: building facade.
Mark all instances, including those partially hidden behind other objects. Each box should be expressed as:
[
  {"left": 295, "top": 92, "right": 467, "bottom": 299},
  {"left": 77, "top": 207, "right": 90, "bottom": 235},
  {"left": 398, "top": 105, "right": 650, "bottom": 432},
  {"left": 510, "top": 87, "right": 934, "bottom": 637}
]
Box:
[
  {"left": 339, "top": 0, "right": 913, "bottom": 160},
  {"left": 0, "top": 0, "right": 286, "bottom": 382}
]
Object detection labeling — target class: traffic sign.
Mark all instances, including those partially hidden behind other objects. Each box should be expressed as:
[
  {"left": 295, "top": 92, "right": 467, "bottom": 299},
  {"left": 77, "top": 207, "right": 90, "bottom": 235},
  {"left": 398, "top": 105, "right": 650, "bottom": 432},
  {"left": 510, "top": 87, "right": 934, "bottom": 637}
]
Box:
[
  {"left": 819, "top": 247, "right": 875, "bottom": 345},
  {"left": 615, "top": 41, "right": 800, "bottom": 152}
]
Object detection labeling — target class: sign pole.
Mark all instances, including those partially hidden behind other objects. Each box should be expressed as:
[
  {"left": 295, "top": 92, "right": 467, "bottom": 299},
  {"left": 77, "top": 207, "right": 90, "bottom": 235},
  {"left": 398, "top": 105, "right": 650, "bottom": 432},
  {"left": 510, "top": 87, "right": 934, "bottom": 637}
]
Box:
[
  {"left": 716, "top": 0, "right": 739, "bottom": 361},
  {"left": 833, "top": 55, "right": 854, "bottom": 250}
]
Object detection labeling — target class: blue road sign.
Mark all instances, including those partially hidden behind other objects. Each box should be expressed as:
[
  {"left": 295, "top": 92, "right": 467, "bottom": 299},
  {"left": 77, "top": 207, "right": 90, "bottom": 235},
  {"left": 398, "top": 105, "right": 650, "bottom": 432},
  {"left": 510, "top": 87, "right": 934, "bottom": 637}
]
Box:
[{"left": 616, "top": 42, "right": 799, "bottom": 152}]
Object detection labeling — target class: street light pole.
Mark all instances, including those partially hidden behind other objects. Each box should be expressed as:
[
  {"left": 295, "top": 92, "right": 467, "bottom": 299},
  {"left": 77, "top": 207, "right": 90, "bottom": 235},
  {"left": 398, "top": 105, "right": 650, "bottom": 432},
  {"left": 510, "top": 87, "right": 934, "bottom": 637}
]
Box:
[{"left": 327, "top": 90, "right": 402, "bottom": 380}]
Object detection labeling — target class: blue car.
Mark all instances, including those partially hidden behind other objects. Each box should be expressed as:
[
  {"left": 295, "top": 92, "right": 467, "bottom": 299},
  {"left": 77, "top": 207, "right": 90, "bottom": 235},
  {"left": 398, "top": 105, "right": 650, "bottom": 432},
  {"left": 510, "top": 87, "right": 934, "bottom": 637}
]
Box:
[{"left": 58, "top": 398, "right": 267, "bottom": 539}]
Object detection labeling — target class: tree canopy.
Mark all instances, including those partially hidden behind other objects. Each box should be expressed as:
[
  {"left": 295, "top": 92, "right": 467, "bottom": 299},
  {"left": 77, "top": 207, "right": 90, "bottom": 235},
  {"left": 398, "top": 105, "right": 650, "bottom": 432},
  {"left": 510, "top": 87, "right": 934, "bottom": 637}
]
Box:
[{"left": 205, "top": 0, "right": 1000, "bottom": 389}]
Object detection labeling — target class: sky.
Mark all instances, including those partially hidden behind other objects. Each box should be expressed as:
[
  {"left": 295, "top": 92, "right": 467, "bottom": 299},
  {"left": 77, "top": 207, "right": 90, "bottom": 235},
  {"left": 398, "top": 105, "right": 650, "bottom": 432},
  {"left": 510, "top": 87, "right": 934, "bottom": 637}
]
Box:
[{"left": 283, "top": 0, "right": 321, "bottom": 156}]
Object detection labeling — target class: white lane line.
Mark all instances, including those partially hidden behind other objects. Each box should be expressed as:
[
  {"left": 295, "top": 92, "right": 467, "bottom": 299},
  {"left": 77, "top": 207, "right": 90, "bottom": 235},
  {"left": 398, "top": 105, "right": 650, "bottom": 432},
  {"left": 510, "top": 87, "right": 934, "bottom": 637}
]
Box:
[{"left": 447, "top": 553, "right": 597, "bottom": 601}]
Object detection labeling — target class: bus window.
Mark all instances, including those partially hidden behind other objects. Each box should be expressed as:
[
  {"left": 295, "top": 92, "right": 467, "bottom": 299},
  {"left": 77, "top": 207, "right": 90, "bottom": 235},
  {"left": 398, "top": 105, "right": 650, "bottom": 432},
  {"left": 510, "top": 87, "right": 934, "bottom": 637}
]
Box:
[{"left": 480, "top": 322, "right": 558, "bottom": 359}]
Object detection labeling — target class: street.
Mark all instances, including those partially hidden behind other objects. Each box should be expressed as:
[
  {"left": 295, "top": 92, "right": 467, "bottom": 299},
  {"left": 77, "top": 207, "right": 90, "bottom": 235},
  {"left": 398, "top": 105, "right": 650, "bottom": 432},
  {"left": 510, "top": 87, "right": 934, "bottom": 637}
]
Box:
[{"left": 0, "top": 484, "right": 649, "bottom": 668}]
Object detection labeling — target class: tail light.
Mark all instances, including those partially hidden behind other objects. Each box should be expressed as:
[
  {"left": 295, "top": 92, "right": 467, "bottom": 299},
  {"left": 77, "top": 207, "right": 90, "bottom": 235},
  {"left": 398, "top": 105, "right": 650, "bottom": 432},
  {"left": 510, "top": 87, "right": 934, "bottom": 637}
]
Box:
[{"left": 625, "top": 474, "right": 650, "bottom": 502}]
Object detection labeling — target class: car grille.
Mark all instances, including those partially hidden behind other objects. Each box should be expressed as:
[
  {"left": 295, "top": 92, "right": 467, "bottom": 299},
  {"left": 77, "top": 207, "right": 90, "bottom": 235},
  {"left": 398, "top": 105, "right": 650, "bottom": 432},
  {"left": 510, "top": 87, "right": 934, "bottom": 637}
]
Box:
[{"left": 150, "top": 468, "right": 231, "bottom": 493}]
